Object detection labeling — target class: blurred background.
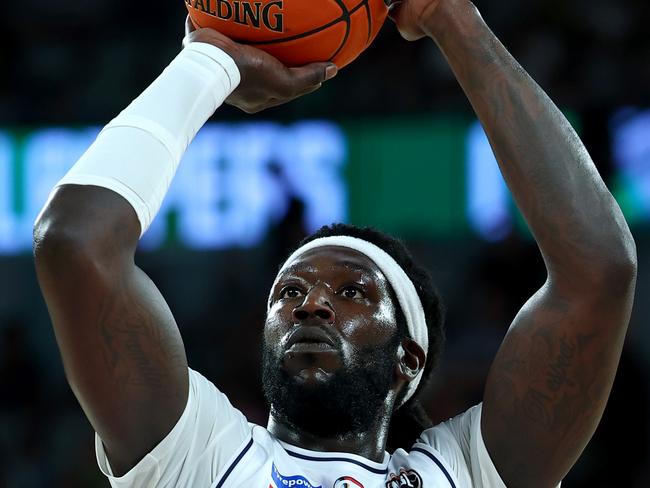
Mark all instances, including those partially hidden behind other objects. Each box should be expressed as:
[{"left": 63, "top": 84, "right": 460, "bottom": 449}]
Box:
[{"left": 1, "top": 0, "right": 649, "bottom": 486}]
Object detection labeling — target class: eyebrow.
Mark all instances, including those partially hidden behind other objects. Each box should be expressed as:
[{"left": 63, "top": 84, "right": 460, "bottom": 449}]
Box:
[
  {"left": 339, "top": 260, "right": 378, "bottom": 276},
  {"left": 281, "top": 260, "right": 378, "bottom": 278}
]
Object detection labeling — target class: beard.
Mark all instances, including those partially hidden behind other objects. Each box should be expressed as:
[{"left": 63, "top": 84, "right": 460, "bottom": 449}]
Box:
[{"left": 261, "top": 332, "right": 401, "bottom": 438}]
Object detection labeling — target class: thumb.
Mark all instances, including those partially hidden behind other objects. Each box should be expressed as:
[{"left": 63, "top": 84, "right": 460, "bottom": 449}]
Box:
[
  {"left": 387, "top": 1, "right": 403, "bottom": 22},
  {"left": 288, "top": 62, "right": 338, "bottom": 89}
]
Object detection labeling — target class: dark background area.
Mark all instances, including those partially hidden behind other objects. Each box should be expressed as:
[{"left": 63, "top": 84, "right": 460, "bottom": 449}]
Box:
[
  {"left": 1, "top": 0, "right": 649, "bottom": 486},
  {"left": 1, "top": 0, "right": 649, "bottom": 123}
]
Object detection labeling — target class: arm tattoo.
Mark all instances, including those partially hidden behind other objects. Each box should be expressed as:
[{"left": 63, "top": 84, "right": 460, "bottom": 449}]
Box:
[
  {"left": 97, "top": 273, "right": 181, "bottom": 391},
  {"left": 546, "top": 336, "right": 576, "bottom": 393}
]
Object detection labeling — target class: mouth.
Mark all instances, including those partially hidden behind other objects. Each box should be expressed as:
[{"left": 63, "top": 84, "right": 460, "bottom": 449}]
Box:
[
  {"left": 287, "top": 341, "right": 338, "bottom": 353},
  {"left": 284, "top": 326, "right": 338, "bottom": 353}
]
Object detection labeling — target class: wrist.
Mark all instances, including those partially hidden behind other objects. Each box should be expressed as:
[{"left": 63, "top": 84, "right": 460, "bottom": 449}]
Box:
[
  {"left": 420, "top": 0, "right": 481, "bottom": 42},
  {"left": 181, "top": 41, "right": 241, "bottom": 95}
]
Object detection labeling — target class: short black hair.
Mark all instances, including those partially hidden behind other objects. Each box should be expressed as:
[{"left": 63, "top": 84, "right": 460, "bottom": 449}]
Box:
[{"left": 297, "top": 223, "right": 446, "bottom": 451}]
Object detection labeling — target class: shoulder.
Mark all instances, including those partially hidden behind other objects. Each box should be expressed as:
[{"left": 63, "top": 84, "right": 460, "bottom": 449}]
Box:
[
  {"left": 413, "top": 404, "right": 507, "bottom": 488},
  {"left": 187, "top": 368, "right": 254, "bottom": 426},
  {"left": 419, "top": 404, "right": 481, "bottom": 458}
]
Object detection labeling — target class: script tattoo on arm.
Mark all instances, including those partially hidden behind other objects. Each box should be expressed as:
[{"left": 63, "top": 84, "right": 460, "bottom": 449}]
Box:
[
  {"left": 421, "top": 2, "right": 637, "bottom": 487},
  {"left": 34, "top": 185, "right": 189, "bottom": 476}
]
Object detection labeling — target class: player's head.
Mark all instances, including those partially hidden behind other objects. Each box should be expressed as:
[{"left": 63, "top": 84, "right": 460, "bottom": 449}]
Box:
[{"left": 262, "top": 224, "right": 445, "bottom": 449}]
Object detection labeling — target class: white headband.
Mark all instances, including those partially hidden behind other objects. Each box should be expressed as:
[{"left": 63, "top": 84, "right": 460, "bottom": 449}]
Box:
[{"left": 271, "top": 235, "right": 428, "bottom": 406}]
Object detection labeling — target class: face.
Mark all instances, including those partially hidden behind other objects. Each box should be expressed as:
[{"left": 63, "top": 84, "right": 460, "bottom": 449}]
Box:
[{"left": 262, "top": 246, "right": 403, "bottom": 437}]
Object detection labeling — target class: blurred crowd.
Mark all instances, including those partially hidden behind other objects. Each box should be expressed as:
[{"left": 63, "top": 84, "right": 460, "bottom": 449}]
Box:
[
  {"left": 1, "top": 0, "right": 650, "bottom": 486},
  {"left": 1, "top": 0, "right": 649, "bottom": 123}
]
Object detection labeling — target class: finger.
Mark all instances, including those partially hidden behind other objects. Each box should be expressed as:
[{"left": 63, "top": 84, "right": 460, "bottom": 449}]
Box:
[
  {"left": 185, "top": 15, "right": 197, "bottom": 36},
  {"left": 387, "top": 0, "right": 403, "bottom": 22},
  {"left": 261, "top": 98, "right": 286, "bottom": 110},
  {"left": 260, "top": 85, "right": 318, "bottom": 110},
  {"left": 295, "top": 82, "right": 323, "bottom": 98},
  {"left": 246, "top": 98, "right": 285, "bottom": 113},
  {"left": 386, "top": 3, "right": 426, "bottom": 41},
  {"left": 182, "top": 15, "right": 197, "bottom": 48},
  {"left": 287, "top": 62, "right": 337, "bottom": 93}
]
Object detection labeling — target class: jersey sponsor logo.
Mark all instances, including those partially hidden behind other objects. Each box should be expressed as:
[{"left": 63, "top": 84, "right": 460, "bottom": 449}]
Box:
[
  {"left": 333, "top": 476, "right": 365, "bottom": 488},
  {"left": 385, "top": 468, "right": 422, "bottom": 488},
  {"left": 271, "top": 463, "right": 322, "bottom": 488}
]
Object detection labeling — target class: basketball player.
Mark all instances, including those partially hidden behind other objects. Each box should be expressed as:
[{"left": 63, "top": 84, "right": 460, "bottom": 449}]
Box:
[{"left": 33, "top": 0, "right": 637, "bottom": 486}]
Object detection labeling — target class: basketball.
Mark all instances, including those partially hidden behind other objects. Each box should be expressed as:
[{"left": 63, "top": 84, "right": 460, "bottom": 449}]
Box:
[{"left": 184, "top": 0, "right": 388, "bottom": 68}]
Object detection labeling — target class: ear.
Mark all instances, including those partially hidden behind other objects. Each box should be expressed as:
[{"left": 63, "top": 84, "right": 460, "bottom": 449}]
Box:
[{"left": 395, "top": 338, "right": 426, "bottom": 382}]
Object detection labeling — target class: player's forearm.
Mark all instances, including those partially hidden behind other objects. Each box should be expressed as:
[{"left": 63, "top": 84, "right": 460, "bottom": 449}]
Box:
[
  {"left": 34, "top": 43, "right": 239, "bottom": 258},
  {"left": 424, "top": 1, "right": 636, "bottom": 282}
]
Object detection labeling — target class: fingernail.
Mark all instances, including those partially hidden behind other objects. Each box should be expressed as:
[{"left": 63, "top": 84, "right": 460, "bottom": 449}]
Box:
[{"left": 325, "top": 63, "right": 338, "bottom": 80}]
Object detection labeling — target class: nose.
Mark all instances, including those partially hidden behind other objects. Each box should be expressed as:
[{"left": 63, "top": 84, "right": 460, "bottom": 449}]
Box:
[{"left": 292, "top": 285, "right": 335, "bottom": 324}]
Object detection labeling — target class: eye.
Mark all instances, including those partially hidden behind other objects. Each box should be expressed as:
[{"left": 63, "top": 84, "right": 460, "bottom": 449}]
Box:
[
  {"left": 279, "top": 285, "right": 304, "bottom": 299},
  {"left": 340, "top": 285, "right": 365, "bottom": 299}
]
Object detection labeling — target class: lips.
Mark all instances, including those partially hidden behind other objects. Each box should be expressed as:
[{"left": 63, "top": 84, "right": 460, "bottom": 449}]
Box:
[{"left": 285, "top": 326, "right": 337, "bottom": 351}]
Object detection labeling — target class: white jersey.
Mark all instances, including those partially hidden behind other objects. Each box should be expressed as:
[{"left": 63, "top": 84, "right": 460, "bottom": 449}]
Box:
[{"left": 95, "top": 369, "right": 511, "bottom": 488}]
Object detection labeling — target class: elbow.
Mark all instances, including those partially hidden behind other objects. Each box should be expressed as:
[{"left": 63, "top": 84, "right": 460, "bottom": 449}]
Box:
[
  {"left": 33, "top": 186, "right": 138, "bottom": 268},
  {"left": 550, "top": 236, "right": 636, "bottom": 302},
  {"left": 589, "top": 232, "right": 637, "bottom": 292},
  {"left": 33, "top": 213, "right": 100, "bottom": 272},
  {"left": 33, "top": 205, "right": 120, "bottom": 273},
  {"left": 605, "top": 232, "right": 637, "bottom": 282}
]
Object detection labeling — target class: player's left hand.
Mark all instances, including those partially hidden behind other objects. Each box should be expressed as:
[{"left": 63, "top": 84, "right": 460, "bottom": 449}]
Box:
[{"left": 183, "top": 16, "right": 337, "bottom": 113}]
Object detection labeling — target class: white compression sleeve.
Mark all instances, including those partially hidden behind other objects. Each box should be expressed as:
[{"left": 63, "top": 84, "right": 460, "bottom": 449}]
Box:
[{"left": 52, "top": 42, "right": 240, "bottom": 236}]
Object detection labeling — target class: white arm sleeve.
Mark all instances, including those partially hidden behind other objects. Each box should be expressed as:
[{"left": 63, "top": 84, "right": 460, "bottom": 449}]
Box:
[
  {"left": 419, "top": 403, "right": 561, "bottom": 488},
  {"left": 50, "top": 42, "right": 240, "bottom": 237},
  {"left": 95, "top": 368, "right": 251, "bottom": 488}
]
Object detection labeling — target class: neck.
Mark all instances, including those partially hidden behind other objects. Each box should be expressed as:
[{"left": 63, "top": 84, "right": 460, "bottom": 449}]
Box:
[{"left": 266, "top": 404, "right": 393, "bottom": 463}]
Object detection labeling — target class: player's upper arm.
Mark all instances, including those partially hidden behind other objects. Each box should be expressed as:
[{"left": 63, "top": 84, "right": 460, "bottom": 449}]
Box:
[
  {"left": 33, "top": 185, "right": 189, "bottom": 476},
  {"left": 95, "top": 369, "right": 252, "bottom": 487},
  {"left": 481, "top": 262, "right": 636, "bottom": 488}
]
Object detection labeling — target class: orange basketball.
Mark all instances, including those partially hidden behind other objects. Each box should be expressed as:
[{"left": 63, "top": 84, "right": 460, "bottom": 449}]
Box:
[{"left": 184, "top": 0, "right": 388, "bottom": 68}]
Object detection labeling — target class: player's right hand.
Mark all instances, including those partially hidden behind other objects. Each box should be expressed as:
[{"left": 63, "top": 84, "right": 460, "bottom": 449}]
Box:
[{"left": 183, "top": 16, "right": 337, "bottom": 114}]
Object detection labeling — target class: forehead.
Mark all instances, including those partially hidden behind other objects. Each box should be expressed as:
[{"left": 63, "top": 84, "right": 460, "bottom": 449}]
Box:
[{"left": 279, "top": 246, "right": 386, "bottom": 282}]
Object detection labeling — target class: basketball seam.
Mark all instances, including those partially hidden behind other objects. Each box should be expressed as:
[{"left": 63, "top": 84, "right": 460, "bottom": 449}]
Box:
[
  {"left": 363, "top": 0, "right": 372, "bottom": 44},
  {"left": 245, "top": 0, "right": 368, "bottom": 46},
  {"left": 327, "top": 0, "right": 352, "bottom": 62},
  {"left": 193, "top": 0, "right": 376, "bottom": 64}
]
